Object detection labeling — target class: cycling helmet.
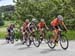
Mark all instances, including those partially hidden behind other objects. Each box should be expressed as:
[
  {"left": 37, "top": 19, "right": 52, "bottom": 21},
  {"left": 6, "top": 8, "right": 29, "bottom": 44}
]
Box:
[
  {"left": 25, "top": 19, "right": 29, "bottom": 22},
  {"left": 41, "top": 19, "right": 44, "bottom": 22},
  {"left": 32, "top": 18, "right": 37, "bottom": 23},
  {"left": 57, "top": 15, "right": 63, "bottom": 21}
]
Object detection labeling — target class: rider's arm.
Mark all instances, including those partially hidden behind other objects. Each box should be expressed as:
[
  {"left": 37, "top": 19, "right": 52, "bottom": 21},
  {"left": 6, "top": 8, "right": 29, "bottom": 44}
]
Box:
[
  {"left": 28, "top": 23, "right": 32, "bottom": 33},
  {"left": 61, "top": 21, "right": 68, "bottom": 31},
  {"left": 45, "top": 23, "right": 49, "bottom": 30},
  {"left": 34, "top": 24, "right": 37, "bottom": 30}
]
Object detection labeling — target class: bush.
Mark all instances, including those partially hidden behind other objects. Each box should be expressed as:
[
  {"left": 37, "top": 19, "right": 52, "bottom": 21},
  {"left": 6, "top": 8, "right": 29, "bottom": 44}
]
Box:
[
  {"left": 0, "top": 32, "right": 7, "bottom": 39},
  {"left": 14, "top": 29, "right": 22, "bottom": 40},
  {"left": 65, "top": 19, "right": 75, "bottom": 30},
  {"left": 0, "top": 18, "right": 4, "bottom": 26}
]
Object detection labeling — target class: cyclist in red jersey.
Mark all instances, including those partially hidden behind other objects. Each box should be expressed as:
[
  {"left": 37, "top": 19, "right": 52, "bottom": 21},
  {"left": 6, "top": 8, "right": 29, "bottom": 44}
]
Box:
[
  {"left": 20, "top": 18, "right": 29, "bottom": 34},
  {"left": 50, "top": 15, "right": 68, "bottom": 43},
  {"left": 22, "top": 19, "right": 30, "bottom": 43},
  {"left": 23, "top": 19, "right": 29, "bottom": 31},
  {"left": 37, "top": 19, "right": 48, "bottom": 40}
]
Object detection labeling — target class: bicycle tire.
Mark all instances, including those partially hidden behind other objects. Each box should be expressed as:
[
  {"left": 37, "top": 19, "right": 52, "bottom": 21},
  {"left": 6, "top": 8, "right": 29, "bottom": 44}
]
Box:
[
  {"left": 48, "top": 40, "right": 56, "bottom": 49},
  {"left": 33, "top": 38, "right": 41, "bottom": 47},
  {"left": 26, "top": 38, "right": 32, "bottom": 47},
  {"left": 60, "top": 35, "right": 69, "bottom": 50},
  {"left": 47, "top": 35, "right": 56, "bottom": 49}
]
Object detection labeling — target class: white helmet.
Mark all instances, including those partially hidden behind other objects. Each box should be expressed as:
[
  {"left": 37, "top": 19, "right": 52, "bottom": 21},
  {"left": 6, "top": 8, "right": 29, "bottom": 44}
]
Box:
[
  {"left": 57, "top": 15, "right": 63, "bottom": 21},
  {"left": 32, "top": 18, "right": 37, "bottom": 23}
]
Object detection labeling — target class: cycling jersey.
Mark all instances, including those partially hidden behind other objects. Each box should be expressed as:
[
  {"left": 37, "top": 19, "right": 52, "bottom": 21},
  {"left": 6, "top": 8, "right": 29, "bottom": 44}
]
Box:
[
  {"left": 50, "top": 18, "right": 63, "bottom": 30},
  {"left": 7, "top": 26, "right": 13, "bottom": 33},
  {"left": 23, "top": 22, "right": 29, "bottom": 31},
  {"left": 27, "top": 22, "right": 36, "bottom": 32},
  {"left": 51, "top": 18, "right": 59, "bottom": 27},
  {"left": 37, "top": 22, "right": 45, "bottom": 28}
]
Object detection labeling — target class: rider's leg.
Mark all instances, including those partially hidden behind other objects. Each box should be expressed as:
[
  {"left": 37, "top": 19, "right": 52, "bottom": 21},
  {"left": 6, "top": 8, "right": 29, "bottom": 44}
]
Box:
[
  {"left": 32, "top": 30, "right": 35, "bottom": 37},
  {"left": 42, "top": 28, "right": 45, "bottom": 39},
  {"left": 39, "top": 29, "right": 43, "bottom": 41},
  {"left": 52, "top": 29, "right": 59, "bottom": 43},
  {"left": 22, "top": 32, "right": 26, "bottom": 41}
]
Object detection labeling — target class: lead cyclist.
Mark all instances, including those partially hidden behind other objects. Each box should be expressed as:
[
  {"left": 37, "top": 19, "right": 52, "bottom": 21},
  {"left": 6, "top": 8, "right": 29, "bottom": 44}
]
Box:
[{"left": 50, "top": 15, "right": 68, "bottom": 43}]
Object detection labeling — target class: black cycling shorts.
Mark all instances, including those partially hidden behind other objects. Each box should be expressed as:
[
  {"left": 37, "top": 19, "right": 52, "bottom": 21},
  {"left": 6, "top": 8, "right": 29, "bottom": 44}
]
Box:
[{"left": 50, "top": 25, "right": 59, "bottom": 31}]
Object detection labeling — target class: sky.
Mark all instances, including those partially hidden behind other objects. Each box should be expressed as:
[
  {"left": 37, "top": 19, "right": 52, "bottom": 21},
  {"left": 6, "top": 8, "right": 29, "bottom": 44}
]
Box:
[{"left": 0, "top": 0, "right": 15, "bottom": 6}]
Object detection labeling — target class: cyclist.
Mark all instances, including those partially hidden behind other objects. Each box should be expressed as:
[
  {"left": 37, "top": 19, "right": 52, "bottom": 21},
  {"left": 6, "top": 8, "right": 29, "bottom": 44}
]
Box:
[
  {"left": 6, "top": 24, "right": 15, "bottom": 43},
  {"left": 22, "top": 19, "right": 30, "bottom": 43},
  {"left": 37, "top": 19, "right": 48, "bottom": 41},
  {"left": 27, "top": 18, "right": 37, "bottom": 37},
  {"left": 23, "top": 19, "right": 30, "bottom": 31},
  {"left": 7, "top": 24, "right": 15, "bottom": 36},
  {"left": 50, "top": 15, "right": 68, "bottom": 43}
]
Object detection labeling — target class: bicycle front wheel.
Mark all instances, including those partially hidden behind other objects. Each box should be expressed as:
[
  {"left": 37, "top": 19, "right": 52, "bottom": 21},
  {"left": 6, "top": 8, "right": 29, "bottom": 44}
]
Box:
[
  {"left": 26, "top": 38, "right": 31, "bottom": 47},
  {"left": 60, "top": 35, "right": 69, "bottom": 50},
  {"left": 33, "top": 38, "right": 40, "bottom": 47}
]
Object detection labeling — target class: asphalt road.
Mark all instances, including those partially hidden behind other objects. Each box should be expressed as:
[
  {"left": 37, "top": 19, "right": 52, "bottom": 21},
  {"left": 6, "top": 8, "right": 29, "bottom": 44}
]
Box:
[{"left": 0, "top": 40, "right": 75, "bottom": 56}]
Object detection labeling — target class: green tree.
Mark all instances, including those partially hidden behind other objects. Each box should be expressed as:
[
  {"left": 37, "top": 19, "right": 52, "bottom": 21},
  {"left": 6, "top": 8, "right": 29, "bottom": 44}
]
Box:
[{"left": 14, "top": 0, "right": 75, "bottom": 29}]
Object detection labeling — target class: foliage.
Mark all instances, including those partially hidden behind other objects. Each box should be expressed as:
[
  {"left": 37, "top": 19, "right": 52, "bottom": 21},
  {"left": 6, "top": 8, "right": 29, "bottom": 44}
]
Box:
[
  {"left": 0, "top": 18, "right": 4, "bottom": 26},
  {"left": 0, "top": 5, "right": 15, "bottom": 20},
  {"left": 0, "top": 0, "right": 75, "bottom": 29},
  {"left": 13, "top": 0, "right": 75, "bottom": 29},
  {"left": 14, "top": 0, "right": 75, "bottom": 19}
]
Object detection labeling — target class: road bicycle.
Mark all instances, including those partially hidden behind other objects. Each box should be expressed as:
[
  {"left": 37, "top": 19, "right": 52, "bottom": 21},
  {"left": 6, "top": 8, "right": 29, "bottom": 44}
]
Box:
[{"left": 47, "top": 30, "right": 69, "bottom": 50}]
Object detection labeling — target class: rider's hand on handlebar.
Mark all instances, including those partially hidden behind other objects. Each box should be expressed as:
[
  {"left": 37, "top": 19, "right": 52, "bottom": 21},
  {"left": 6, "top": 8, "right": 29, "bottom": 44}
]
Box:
[{"left": 64, "top": 29, "right": 68, "bottom": 32}]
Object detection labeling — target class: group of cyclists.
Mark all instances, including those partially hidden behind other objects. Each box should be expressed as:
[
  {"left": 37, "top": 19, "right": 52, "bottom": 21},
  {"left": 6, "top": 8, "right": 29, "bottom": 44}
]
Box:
[{"left": 6, "top": 15, "right": 68, "bottom": 48}]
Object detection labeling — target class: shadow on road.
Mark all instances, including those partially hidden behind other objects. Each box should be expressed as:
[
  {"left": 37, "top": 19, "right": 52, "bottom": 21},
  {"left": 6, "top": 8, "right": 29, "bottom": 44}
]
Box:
[
  {"left": 40, "top": 49, "right": 63, "bottom": 54},
  {"left": 14, "top": 42, "right": 23, "bottom": 46},
  {"left": 18, "top": 46, "right": 32, "bottom": 50}
]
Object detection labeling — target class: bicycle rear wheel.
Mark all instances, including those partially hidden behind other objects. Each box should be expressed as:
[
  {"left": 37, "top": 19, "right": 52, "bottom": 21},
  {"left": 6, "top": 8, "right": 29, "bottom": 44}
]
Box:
[
  {"left": 48, "top": 40, "right": 56, "bottom": 49},
  {"left": 60, "top": 35, "right": 69, "bottom": 50},
  {"left": 10, "top": 36, "right": 14, "bottom": 44},
  {"left": 47, "top": 35, "right": 56, "bottom": 49}
]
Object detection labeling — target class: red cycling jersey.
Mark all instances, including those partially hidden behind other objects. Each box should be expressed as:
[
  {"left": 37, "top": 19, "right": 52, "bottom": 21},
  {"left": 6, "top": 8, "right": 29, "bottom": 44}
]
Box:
[
  {"left": 23, "top": 22, "right": 29, "bottom": 31},
  {"left": 51, "top": 18, "right": 59, "bottom": 26},
  {"left": 37, "top": 22, "right": 45, "bottom": 28}
]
